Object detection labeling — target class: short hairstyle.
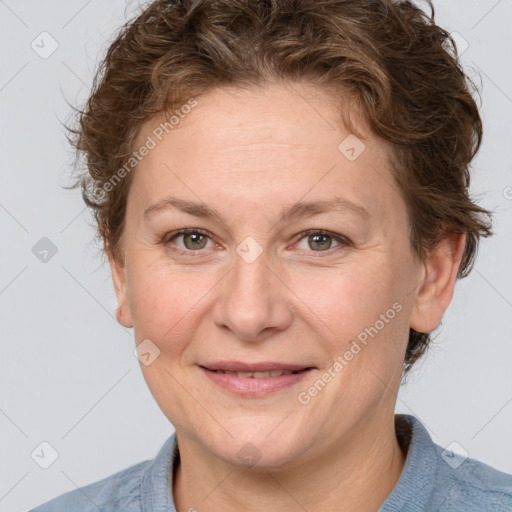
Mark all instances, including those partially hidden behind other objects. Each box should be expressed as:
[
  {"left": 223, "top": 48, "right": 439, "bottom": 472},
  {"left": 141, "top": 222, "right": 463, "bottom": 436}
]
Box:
[{"left": 67, "top": 0, "right": 493, "bottom": 375}]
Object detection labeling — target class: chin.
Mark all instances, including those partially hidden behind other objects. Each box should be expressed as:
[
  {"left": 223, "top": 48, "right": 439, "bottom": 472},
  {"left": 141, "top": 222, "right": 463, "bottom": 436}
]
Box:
[{"left": 205, "top": 418, "right": 308, "bottom": 469}]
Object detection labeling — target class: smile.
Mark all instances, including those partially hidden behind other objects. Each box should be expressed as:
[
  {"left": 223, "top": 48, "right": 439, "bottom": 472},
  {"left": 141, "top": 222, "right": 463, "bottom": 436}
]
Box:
[
  {"left": 211, "top": 369, "right": 300, "bottom": 378},
  {"left": 200, "top": 366, "right": 314, "bottom": 397}
]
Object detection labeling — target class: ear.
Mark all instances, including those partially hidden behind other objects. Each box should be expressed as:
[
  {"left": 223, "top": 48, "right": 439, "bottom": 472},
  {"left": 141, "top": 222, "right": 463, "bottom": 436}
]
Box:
[
  {"left": 410, "top": 231, "right": 466, "bottom": 333},
  {"left": 108, "top": 253, "right": 134, "bottom": 328}
]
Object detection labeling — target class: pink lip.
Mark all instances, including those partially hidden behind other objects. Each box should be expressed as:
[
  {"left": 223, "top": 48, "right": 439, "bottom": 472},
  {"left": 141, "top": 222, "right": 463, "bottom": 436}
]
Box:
[
  {"left": 200, "top": 366, "right": 314, "bottom": 397},
  {"left": 200, "top": 361, "right": 313, "bottom": 372}
]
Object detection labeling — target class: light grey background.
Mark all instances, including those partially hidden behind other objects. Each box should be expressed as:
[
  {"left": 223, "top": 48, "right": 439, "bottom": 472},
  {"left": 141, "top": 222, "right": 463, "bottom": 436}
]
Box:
[{"left": 0, "top": 1, "right": 511, "bottom": 511}]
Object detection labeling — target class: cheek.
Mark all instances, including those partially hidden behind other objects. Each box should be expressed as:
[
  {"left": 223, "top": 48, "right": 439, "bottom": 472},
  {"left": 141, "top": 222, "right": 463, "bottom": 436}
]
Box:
[
  {"left": 292, "top": 260, "right": 396, "bottom": 331},
  {"left": 125, "top": 262, "right": 216, "bottom": 422},
  {"left": 126, "top": 259, "right": 217, "bottom": 351},
  {"left": 290, "top": 257, "right": 410, "bottom": 377}
]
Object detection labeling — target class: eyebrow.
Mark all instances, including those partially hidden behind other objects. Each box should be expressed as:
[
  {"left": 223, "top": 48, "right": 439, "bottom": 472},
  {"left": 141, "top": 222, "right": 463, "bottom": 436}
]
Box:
[{"left": 143, "top": 196, "right": 371, "bottom": 223}]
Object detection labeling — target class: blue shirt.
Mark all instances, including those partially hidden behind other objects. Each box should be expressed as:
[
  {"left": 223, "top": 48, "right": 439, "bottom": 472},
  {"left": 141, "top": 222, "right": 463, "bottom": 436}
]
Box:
[{"left": 29, "top": 414, "right": 512, "bottom": 511}]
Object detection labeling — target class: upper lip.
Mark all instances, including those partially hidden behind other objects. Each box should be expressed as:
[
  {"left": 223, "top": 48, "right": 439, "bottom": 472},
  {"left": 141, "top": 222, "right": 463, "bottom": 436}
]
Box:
[{"left": 200, "top": 361, "right": 315, "bottom": 372}]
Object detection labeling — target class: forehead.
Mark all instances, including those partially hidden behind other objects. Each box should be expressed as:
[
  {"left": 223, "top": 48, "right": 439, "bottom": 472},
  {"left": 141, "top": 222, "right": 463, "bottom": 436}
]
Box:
[
  {"left": 137, "top": 83, "right": 365, "bottom": 156},
  {"left": 128, "top": 82, "right": 400, "bottom": 223}
]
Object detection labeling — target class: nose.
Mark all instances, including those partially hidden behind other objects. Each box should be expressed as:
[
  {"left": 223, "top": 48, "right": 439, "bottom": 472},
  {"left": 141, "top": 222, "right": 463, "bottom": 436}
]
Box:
[{"left": 211, "top": 246, "right": 293, "bottom": 341}]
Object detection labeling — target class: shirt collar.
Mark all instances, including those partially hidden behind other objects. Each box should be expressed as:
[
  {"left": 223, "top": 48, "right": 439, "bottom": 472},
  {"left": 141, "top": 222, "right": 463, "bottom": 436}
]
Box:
[
  {"left": 379, "top": 413, "right": 439, "bottom": 511},
  {"left": 139, "top": 413, "right": 438, "bottom": 512},
  {"left": 140, "top": 432, "right": 179, "bottom": 512}
]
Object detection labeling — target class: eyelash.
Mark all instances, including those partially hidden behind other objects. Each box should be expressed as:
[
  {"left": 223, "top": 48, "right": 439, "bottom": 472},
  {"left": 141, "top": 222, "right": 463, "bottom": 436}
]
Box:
[{"left": 160, "top": 228, "right": 352, "bottom": 257}]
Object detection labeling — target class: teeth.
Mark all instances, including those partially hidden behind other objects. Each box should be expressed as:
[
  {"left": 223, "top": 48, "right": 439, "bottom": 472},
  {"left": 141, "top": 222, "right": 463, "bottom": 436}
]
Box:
[
  {"left": 238, "top": 371, "right": 259, "bottom": 378},
  {"left": 214, "top": 369, "right": 296, "bottom": 378}
]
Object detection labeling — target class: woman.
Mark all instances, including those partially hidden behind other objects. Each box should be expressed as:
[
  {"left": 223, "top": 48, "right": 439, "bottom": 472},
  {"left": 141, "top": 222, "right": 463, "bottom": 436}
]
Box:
[{"left": 30, "top": 0, "right": 512, "bottom": 510}]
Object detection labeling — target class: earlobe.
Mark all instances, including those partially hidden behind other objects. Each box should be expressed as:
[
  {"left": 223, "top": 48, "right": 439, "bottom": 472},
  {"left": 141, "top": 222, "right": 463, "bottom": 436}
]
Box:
[
  {"left": 108, "top": 254, "right": 134, "bottom": 328},
  {"left": 115, "top": 305, "right": 131, "bottom": 327},
  {"left": 409, "top": 232, "right": 466, "bottom": 334}
]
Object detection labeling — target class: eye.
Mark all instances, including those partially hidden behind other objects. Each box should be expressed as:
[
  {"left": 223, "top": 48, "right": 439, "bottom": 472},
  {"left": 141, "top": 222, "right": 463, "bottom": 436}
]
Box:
[
  {"left": 162, "top": 228, "right": 216, "bottom": 253},
  {"left": 160, "top": 228, "right": 351, "bottom": 257},
  {"left": 294, "top": 229, "right": 351, "bottom": 254}
]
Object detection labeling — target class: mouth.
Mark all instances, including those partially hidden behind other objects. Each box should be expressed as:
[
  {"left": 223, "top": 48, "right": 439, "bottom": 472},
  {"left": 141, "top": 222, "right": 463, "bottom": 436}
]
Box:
[
  {"left": 203, "top": 368, "right": 308, "bottom": 378},
  {"left": 199, "top": 361, "right": 315, "bottom": 373},
  {"left": 199, "top": 363, "right": 316, "bottom": 397}
]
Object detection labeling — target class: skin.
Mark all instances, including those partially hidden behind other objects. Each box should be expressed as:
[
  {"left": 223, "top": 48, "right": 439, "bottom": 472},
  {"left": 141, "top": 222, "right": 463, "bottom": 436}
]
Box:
[{"left": 109, "top": 81, "right": 466, "bottom": 512}]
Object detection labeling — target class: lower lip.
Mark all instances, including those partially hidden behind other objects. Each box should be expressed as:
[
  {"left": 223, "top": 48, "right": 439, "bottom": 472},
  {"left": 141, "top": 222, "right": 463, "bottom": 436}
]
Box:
[{"left": 200, "top": 367, "right": 314, "bottom": 397}]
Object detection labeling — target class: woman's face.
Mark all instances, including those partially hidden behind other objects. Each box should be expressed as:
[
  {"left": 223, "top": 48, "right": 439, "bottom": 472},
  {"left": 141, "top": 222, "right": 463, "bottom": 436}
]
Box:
[{"left": 110, "top": 82, "right": 438, "bottom": 467}]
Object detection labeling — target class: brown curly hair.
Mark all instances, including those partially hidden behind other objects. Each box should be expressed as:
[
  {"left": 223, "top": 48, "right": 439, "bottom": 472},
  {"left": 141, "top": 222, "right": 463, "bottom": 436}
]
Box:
[{"left": 66, "top": 0, "right": 493, "bottom": 375}]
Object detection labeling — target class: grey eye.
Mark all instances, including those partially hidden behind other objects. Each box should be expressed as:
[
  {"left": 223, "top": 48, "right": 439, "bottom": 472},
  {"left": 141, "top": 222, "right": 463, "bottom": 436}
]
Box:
[
  {"left": 180, "top": 232, "right": 210, "bottom": 250},
  {"left": 308, "top": 233, "right": 334, "bottom": 251}
]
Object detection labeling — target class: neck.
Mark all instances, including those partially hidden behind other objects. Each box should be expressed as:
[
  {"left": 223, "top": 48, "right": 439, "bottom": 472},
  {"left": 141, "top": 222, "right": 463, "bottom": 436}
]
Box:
[{"left": 173, "top": 413, "right": 407, "bottom": 512}]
